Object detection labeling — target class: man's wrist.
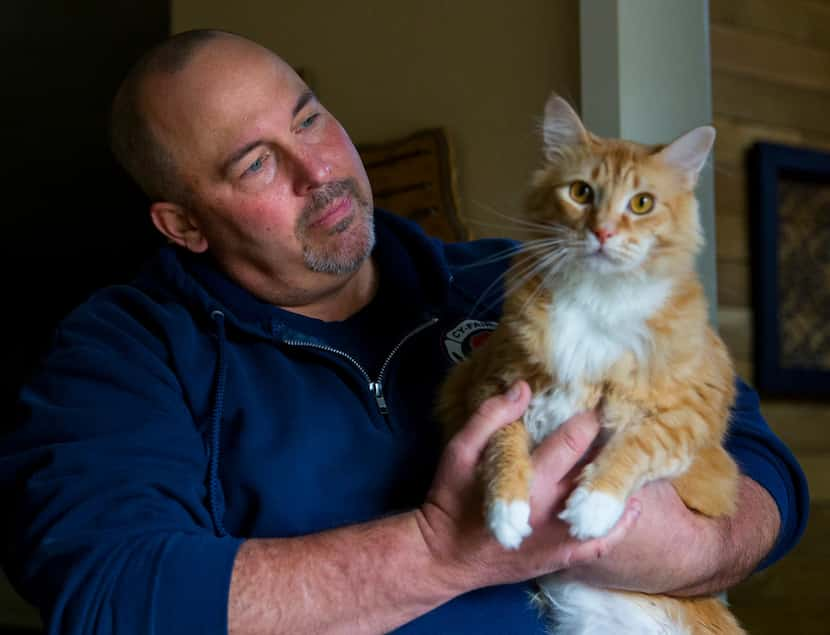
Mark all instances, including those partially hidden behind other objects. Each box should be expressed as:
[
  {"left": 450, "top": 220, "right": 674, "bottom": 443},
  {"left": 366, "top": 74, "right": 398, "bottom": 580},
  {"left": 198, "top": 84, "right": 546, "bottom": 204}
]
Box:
[{"left": 411, "top": 507, "right": 482, "bottom": 598}]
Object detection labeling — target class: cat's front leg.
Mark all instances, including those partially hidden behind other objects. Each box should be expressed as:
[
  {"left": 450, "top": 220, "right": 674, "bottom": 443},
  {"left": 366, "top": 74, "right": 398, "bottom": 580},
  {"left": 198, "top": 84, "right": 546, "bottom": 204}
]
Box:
[
  {"left": 559, "top": 402, "right": 706, "bottom": 540},
  {"left": 482, "top": 420, "right": 534, "bottom": 549},
  {"left": 483, "top": 382, "right": 589, "bottom": 548},
  {"left": 558, "top": 399, "right": 660, "bottom": 540}
]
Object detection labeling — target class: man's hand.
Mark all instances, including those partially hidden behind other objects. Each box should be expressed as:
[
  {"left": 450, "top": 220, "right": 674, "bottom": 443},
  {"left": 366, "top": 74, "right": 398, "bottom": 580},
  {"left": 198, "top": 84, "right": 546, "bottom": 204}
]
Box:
[{"left": 414, "top": 382, "right": 641, "bottom": 592}]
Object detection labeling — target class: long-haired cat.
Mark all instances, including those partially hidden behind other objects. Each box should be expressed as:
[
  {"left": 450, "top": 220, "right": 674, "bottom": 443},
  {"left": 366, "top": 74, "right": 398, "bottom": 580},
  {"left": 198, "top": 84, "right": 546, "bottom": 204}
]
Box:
[{"left": 436, "top": 94, "right": 745, "bottom": 634}]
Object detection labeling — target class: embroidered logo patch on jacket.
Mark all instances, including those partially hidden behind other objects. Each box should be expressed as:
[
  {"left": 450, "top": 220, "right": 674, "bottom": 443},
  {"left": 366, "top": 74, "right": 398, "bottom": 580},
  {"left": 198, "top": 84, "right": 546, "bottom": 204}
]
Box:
[{"left": 443, "top": 319, "right": 498, "bottom": 363}]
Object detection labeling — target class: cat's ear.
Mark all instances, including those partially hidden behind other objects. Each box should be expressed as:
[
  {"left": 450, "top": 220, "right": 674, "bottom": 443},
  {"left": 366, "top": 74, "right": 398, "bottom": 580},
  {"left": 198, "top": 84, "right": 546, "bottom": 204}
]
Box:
[
  {"left": 542, "top": 94, "right": 589, "bottom": 160},
  {"left": 656, "top": 126, "right": 716, "bottom": 184}
]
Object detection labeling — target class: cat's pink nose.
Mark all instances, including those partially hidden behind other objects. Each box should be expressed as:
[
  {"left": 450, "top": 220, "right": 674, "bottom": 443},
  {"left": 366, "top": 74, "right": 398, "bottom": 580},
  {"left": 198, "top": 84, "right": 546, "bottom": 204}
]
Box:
[{"left": 593, "top": 227, "right": 615, "bottom": 245}]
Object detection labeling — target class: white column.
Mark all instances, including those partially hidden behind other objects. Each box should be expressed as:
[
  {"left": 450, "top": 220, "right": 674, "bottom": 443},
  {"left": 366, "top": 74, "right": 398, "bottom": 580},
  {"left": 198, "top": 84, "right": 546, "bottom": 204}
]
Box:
[{"left": 579, "top": 0, "right": 718, "bottom": 325}]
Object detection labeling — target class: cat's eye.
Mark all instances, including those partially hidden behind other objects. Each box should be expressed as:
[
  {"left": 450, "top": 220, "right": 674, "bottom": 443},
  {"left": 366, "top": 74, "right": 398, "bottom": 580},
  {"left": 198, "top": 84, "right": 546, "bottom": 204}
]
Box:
[
  {"left": 569, "top": 181, "right": 593, "bottom": 204},
  {"left": 629, "top": 193, "right": 655, "bottom": 215}
]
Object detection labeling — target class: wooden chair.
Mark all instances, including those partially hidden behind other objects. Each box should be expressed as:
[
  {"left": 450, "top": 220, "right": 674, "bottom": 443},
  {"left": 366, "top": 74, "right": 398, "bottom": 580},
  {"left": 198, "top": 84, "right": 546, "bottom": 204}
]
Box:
[{"left": 358, "top": 128, "right": 469, "bottom": 242}]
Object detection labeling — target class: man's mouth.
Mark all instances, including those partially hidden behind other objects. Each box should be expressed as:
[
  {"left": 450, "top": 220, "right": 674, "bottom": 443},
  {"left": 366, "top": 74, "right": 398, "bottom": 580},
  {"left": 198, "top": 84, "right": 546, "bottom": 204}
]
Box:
[{"left": 308, "top": 195, "right": 353, "bottom": 230}]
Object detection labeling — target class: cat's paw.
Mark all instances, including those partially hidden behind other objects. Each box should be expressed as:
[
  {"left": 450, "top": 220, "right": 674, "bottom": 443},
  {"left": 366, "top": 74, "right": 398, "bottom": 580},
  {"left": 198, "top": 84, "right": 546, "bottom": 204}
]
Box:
[
  {"left": 487, "top": 499, "right": 532, "bottom": 549},
  {"left": 558, "top": 486, "right": 625, "bottom": 540}
]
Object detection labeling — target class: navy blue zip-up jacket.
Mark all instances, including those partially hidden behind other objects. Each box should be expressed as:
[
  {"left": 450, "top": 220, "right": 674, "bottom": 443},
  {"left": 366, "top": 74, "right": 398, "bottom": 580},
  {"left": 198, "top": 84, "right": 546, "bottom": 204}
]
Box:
[{"left": 0, "top": 210, "right": 809, "bottom": 633}]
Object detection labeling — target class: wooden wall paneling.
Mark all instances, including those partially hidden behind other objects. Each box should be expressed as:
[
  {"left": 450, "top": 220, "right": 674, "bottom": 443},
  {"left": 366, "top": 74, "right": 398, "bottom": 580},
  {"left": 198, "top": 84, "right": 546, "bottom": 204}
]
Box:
[
  {"left": 711, "top": 7, "right": 830, "bottom": 633},
  {"left": 710, "top": 0, "right": 830, "bottom": 52},
  {"left": 762, "top": 400, "right": 830, "bottom": 452},
  {"left": 713, "top": 116, "right": 802, "bottom": 167},
  {"left": 714, "top": 167, "right": 746, "bottom": 219},
  {"left": 730, "top": 501, "right": 830, "bottom": 635},
  {"left": 711, "top": 24, "right": 830, "bottom": 94},
  {"left": 799, "top": 454, "right": 830, "bottom": 502},
  {"left": 713, "top": 70, "right": 830, "bottom": 136},
  {"left": 733, "top": 359, "right": 755, "bottom": 385},
  {"left": 718, "top": 306, "right": 753, "bottom": 358},
  {"left": 715, "top": 206, "right": 749, "bottom": 261},
  {"left": 717, "top": 259, "right": 751, "bottom": 307}
]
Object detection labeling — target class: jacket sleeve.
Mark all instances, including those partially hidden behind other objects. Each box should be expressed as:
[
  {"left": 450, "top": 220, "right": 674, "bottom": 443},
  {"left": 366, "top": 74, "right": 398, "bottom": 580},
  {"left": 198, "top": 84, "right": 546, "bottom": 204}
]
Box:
[
  {"left": 0, "top": 295, "right": 243, "bottom": 634},
  {"left": 725, "top": 379, "right": 810, "bottom": 570}
]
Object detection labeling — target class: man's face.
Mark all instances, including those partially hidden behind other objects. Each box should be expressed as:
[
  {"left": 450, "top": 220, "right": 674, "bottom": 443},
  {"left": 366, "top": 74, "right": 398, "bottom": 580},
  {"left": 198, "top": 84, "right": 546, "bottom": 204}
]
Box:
[{"left": 144, "top": 36, "right": 374, "bottom": 304}]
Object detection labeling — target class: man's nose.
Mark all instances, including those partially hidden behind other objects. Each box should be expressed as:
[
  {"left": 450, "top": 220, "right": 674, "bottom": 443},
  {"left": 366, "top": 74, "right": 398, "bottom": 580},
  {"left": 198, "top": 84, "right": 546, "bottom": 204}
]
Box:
[{"left": 291, "top": 149, "right": 332, "bottom": 195}]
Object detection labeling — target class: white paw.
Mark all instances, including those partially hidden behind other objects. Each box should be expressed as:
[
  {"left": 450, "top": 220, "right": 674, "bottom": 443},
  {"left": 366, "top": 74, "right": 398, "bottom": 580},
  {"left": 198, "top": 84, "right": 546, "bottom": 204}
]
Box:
[
  {"left": 487, "top": 499, "right": 532, "bottom": 549},
  {"left": 559, "top": 487, "right": 625, "bottom": 540}
]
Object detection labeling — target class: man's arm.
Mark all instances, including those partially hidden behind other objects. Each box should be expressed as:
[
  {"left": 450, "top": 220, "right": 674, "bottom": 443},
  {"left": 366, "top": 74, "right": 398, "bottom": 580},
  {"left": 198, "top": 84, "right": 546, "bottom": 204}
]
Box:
[
  {"left": 560, "top": 379, "right": 809, "bottom": 596},
  {"left": 229, "top": 513, "right": 453, "bottom": 635},
  {"left": 228, "top": 383, "right": 641, "bottom": 634},
  {"left": 560, "top": 474, "right": 779, "bottom": 596}
]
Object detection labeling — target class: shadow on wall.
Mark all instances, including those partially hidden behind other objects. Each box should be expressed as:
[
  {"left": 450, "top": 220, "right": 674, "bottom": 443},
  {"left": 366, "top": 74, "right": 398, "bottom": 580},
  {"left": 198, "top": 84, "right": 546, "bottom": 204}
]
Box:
[{"left": 0, "top": 2, "right": 169, "bottom": 422}]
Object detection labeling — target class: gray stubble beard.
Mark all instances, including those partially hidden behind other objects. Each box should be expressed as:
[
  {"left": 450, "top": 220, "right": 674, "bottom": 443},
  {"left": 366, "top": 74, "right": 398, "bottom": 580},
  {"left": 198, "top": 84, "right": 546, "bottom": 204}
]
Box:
[{"left": 297, "top": 178, "right": 375, "bottom": 275}]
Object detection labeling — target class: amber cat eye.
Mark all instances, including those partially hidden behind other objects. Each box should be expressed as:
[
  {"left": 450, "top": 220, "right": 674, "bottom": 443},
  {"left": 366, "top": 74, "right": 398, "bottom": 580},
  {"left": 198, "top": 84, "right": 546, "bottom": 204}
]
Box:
[
  {"left": 569, "top": 181, "right": 594, "bottom": 204},
  {"left": 629, "top": 193, "right": 655, "bottom": 215}
]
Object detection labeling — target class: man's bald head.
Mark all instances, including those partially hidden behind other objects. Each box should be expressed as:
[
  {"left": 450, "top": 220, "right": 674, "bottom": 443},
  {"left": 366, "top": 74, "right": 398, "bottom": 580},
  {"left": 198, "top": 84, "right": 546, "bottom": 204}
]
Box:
[{"left": 110, "top": 29, "right": 245, "bottom": 203}]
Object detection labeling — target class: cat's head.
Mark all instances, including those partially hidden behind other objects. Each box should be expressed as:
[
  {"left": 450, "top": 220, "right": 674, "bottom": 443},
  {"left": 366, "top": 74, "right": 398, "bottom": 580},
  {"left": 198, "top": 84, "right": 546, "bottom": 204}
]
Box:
[{"left": 525, "top": 94, "right": 714, "bottom": 279}]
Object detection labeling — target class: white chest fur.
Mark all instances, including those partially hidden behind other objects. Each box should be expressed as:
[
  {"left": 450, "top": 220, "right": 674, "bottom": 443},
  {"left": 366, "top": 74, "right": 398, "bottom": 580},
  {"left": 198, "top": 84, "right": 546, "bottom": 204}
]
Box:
[
  {"left": 547, "top": 273, "right": 672, "bottom": 384},
  {"left": 523, "top": 274, "right": 672, "bottom": 443}
]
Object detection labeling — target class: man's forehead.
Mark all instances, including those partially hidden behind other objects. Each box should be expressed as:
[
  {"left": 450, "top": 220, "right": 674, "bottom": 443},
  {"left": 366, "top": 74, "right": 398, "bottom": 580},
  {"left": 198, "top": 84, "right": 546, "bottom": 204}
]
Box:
[
  {"left": 167, "top": 38, "right": 296, "bottom": 104},
  {"left": 143, "top": 40, "right": 305, "bottom": 155}
]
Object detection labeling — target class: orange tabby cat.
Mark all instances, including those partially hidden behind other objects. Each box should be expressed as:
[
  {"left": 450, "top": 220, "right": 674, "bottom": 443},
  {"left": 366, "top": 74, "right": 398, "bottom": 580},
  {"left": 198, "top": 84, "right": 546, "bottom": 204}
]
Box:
[{"left": 437, "top": 94, "right": 744, "bottom": 634}]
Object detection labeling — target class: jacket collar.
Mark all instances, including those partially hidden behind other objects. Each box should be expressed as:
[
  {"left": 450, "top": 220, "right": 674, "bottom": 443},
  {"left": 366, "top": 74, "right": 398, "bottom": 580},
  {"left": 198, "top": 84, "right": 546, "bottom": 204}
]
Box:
[{"left": 136, "top": 209, "right": 453, "bottom": 340}]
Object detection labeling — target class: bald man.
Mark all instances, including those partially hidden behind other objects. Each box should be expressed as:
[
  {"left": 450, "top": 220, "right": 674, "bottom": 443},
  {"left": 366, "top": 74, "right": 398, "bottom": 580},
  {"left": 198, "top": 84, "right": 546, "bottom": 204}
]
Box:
[{"left": 0, "top": 30, "right": 807, "bottom": 634}]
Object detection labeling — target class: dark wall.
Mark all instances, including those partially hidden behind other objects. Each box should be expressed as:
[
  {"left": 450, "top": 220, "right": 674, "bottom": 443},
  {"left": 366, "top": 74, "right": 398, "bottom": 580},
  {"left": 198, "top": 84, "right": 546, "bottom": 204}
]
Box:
[{"left": 1, "top": 2, "right": 170, "bottom": 416}]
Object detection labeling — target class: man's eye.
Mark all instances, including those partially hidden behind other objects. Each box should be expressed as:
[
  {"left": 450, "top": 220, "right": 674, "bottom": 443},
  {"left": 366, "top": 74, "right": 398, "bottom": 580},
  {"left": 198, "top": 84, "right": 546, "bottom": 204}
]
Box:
[
  {"left": 299, "top": 113, "right": 319, "bottom": 129},
  {"left": 244, "top": 152, "right": 270, "bottom": 176}
]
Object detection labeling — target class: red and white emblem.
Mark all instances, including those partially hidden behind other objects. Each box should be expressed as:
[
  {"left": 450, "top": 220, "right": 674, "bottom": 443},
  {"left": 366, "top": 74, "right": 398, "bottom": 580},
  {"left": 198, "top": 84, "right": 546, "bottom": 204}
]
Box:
[{"left": 443, "top": 319, "right": 498, "bottom": 363}]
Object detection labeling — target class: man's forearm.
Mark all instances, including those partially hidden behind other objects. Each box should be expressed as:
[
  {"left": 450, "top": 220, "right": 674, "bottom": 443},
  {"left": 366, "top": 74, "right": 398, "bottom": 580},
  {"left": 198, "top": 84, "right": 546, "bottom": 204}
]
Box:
[
  {"left": 672, "top": 475, "right": 780, "bottom": 597},
  {"left": 228, "top": 511, "right": 464, "bottom": 635}
]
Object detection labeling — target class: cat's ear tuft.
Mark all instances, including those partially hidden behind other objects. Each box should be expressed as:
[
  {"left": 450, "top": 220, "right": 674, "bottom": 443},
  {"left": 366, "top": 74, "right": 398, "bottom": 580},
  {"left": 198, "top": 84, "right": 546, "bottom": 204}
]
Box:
[
  {"left": 542, "top": 94, "right": 589, "bottom": 160},
  {"left": 657, "top": 126, "right": 716, "bottom": 183}
]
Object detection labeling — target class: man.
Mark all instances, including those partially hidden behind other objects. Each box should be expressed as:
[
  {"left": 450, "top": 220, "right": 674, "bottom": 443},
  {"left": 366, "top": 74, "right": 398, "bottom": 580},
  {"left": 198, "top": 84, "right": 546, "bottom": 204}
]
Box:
[{"left": 0, "top": 30, "right": 808, "bottom": 634}]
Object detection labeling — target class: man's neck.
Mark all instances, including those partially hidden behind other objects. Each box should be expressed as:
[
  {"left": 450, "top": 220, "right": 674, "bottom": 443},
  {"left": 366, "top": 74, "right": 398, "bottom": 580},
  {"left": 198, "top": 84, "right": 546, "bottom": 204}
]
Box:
[{"left": 282, "top": 257, "right": 379, "bottom": 322}]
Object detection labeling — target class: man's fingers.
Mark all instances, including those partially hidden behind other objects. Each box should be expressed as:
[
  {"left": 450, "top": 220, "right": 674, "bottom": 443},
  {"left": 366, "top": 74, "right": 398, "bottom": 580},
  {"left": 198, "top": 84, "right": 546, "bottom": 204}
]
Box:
[
  {"left": 532, "top": 411, "right": 601, "bottom": 483},
  {"left": 447, "top": 381, "right": 531, "bottom": 463}
]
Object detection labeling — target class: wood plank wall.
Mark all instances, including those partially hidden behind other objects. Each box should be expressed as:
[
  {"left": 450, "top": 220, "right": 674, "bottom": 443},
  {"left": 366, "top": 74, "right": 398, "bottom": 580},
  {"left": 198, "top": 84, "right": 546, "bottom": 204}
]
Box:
[{"left": 709, "top": 1, "right": 830, "bottom": 632}]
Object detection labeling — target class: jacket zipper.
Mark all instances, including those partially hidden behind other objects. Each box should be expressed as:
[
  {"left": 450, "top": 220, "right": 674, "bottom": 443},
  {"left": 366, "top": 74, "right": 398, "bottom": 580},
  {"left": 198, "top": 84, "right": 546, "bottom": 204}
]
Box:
[{"left": 283, "top": 317, "right": 439, "bottom": 416}]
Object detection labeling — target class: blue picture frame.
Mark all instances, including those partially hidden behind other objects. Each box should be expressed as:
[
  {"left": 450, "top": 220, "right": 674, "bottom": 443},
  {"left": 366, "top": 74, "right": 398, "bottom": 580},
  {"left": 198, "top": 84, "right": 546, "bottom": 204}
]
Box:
[{"left": 749, "top": 142, "right": 830, "bottom": 399}]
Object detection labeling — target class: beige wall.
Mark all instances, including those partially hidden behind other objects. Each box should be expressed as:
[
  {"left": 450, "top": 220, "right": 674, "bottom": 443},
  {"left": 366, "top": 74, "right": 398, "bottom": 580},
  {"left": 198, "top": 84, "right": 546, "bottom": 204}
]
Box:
[{"left": 172, "top": 0, "right": 580, "bottom": 239}]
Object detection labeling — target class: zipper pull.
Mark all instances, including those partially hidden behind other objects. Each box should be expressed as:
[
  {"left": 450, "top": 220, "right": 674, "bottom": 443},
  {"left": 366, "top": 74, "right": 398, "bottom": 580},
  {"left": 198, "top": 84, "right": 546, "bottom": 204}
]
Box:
[{"left": 369, "top": 381, "right": 389, "bottom": 415}]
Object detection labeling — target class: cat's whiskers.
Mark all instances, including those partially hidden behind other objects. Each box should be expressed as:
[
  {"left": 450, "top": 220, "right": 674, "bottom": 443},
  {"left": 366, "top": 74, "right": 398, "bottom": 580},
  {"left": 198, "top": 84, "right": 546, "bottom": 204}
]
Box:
[
  {"left": 465, "top": 218, "right": 555, "bottom": 236},
  {"left": 453, "top": 231, "right": 575, "bottom": 272},
  {"left": 513, "top": 250, "right": 574, "bottom": 315},
  {"left": 464, "top": 222, "right": 581, "bottom": 317},
  {"left": 452, "top": 244, "right": 528, "bottom": 271},
  {"left": 501, "top": 246, "right": 574, "bottom": 303},
  {"left": 471, "top": 200, "right": 567, "bottom": 234},
  {"left": 466, "top": 252, "right": 543, "bottom": 317},
  {"left": 467, "top": 240, "right": 574, "bottom": 317}
]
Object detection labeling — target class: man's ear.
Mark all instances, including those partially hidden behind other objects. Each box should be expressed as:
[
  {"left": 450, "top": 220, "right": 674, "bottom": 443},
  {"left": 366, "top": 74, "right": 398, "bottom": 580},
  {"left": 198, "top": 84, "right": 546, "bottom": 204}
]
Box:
[{"left": 150, "top": 202, "right": 208, "bottom": 253}]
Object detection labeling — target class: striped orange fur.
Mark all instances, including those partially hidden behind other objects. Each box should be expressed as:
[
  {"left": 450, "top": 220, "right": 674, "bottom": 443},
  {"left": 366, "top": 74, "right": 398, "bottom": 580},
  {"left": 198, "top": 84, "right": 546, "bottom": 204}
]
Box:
[{"left": 436, "top": 95, "right": 744, "bottom": 634}]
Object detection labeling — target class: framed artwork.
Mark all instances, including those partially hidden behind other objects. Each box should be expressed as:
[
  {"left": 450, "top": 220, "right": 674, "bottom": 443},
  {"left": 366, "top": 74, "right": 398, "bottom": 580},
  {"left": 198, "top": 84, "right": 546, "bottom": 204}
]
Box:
[{"left": 749, "top": 142, "right": 830, "bottom": 399}]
